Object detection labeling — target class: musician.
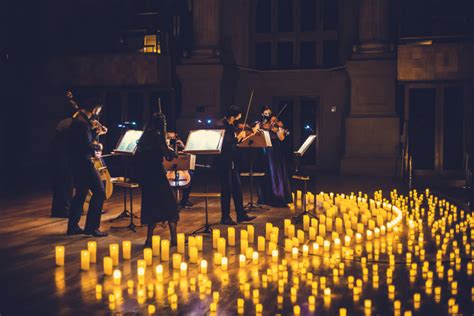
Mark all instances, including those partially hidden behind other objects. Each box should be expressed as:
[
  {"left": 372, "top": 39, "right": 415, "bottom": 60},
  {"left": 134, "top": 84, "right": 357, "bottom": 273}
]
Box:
[
  {"left": 66, "top": 97, "right": 107, "bottom": 237},
  {"left": 166, "top": 130, "right": 194, "bottom": 208},
  {"left": 136, "top": 113, "right": 179, "bottom": 248},
  {"left": 215, "top": 105, "right": 256, "bottom": 225},
  {"left": 50, "top": 89, "right": 81, "bottom": 218},
  {"left": 252, "top": 105, "right": 292, "bottom": 207}
]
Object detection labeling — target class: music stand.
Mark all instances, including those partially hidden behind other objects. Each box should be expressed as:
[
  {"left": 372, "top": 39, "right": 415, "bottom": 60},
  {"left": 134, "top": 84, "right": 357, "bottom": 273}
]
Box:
[
  {"left": 109, "top": 130, "right": 143, "bottom": 231},
  {"left": 183, "top": 129, "right": 225, "bottom": 235},
  {"left": 292, "top": 135, "right": 317, "bottom": 222},
  {"left": 238, "top": 131, "right": 272, "bottom": 211}
]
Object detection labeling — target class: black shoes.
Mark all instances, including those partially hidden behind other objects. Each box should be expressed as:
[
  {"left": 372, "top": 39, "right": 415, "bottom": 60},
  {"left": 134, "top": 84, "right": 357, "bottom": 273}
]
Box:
[
  {"left": 237, "top": 214, "right": 257, "bottom": 223},
  {"left": 221, "top": 217, "right": 237, "bottom": 225},
  {"left": 66, "top": 226, "right": 84, "bottom": 236},
  {"left": 179, "top": 201, "right": 194, "bottom": 209},
  {"left": 84, "top": 229, "right": 108, "bottom": 237}
]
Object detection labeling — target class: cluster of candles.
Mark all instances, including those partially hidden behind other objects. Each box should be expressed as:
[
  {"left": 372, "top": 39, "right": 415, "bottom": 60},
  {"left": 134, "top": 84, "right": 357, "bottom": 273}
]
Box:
[{"left": 54, "top": 189, "right": 472, "bottom": 315}]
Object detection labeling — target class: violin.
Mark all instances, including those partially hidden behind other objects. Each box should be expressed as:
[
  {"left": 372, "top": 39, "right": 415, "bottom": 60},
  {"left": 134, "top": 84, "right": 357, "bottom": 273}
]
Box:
[{"left": 261, "top": 116, "right": 290, "bottom": 137}]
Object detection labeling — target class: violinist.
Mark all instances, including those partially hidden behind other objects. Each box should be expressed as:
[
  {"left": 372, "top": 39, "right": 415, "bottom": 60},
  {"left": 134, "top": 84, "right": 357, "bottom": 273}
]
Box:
[
  {"left": 215, "top": 105, "right": 256, "bottom": 225},
  {"left": 166, "top": 130, "right": 194, "bottom": 209},
  {"left": 252, "top": 105, "right": 292, "bottom": 207}
]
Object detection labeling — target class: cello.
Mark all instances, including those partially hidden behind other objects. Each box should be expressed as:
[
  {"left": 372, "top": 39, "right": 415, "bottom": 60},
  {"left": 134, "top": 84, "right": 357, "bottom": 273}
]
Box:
[{"left": 166, "top": 132, "right": 191, "bottom": 188}]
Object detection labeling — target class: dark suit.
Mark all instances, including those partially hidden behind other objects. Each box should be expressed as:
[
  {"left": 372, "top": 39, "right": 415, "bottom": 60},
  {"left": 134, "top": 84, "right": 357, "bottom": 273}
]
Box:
[
  {"left": 67, "top": 112, "right": 105, "bottom": 232},
  {"left": 215, "top": 119, "right": 245, "bottom": 218}
]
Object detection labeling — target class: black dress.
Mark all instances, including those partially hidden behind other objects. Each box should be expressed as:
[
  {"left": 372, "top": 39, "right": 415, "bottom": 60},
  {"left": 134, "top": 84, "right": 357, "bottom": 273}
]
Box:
[{"left": 135, "top": 130, "right": 179, "bottom": 225}]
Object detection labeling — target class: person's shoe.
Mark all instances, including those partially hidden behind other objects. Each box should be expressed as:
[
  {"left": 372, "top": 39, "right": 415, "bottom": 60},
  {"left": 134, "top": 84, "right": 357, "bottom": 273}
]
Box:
[
  {"left": 220, "top": 217, "right": 237, "bottom": 225},
  {"left": 179, "top": 201, "right": 194, "bottom": 209},
  {"left": 237, "top": 214, "right": 257, "bottom": 223},
  {"left": 101, "top": 209, "right": 108, "bottom": 214},
  {"left": 66, "top": 226, "right": 84, "bottom": 236},
  {"left": 84, "top": 229, "right": 108, "bottom": 237}
]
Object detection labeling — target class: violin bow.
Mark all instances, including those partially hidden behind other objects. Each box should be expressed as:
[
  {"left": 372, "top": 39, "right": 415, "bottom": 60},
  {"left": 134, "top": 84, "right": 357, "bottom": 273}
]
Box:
[
  {"left": 242, "top": 89, "right": 254, "bottom": 128},
  {"left": 158, "top": 97, "right": 163, "bottom": 113},
  {"left": 276, "top": 103, "right": 288, "bottom": 119}
]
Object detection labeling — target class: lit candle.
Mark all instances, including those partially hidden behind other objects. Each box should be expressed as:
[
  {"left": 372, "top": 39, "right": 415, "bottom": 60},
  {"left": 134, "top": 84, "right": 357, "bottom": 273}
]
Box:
[
  {"left": 239, "top": 254, "right": 246, "bottom": 268},
  {"left": 221, "top": 256, "right": 228, "bottom": 271},
  {"left": 252, "top": 251, "right": 259, "bottom": 265},
  {"left": 96, "top": 284, "right": 103, "bottom": 300},
  {"left": 81, "top": 250, "right": 90, "bottom": 271},
  {"left": 122, "top": 240, "right": 131, "bottom": 260},
  {"left": 228, "top": 227, "right": 236, "bottom": 246},
  {"left": 256, "top": 303, "right": 263, "bottom": 314},
  {"left": 161, "top": 240, "right": 170, "bottom": 261},
  {"left": 302, "top": 245, "right": 309, "bottom": 257},
  {"left": 109, "top": 244, "right": 119, "bottom": 266},
  {"left": 292, "top": 247, "right": 299, "bottom": 259},
  {"left": 247, "top": 225, "right": 255, "bottom": 243},
  {"left": 218, "top": 237, "right": 226, "bottom": 256},
  {"left": 180, "top": 262, "right": 187, "bottom": 276},
  {"left": 213, "top": 229, "right": 220, "bottom": 249},
  {"left": 189, "top": 246, "right": 198, "bottom": 264},
  {"left": 144, "top": 248, "right": 153, "bottom": 266},
  {"left": 258, "top": 236, "right": 266, "bottom": 252},
  {"left": 155, "top": 264, "right": 163, "bottom": 282},
  {"left": 137, "top": 266, "right": 145, "bottom": 285},
  {"left": 237, "top": 298, "right": 244, "bottom": 313},
  {"left": 241, "top": 239, "right": 248, "bottom": 254},
  {"left": 297, "top": 230, "right": 305, "bottom": 244},
  {"left": 196, "top": 235, "right": 203, "bottom": 251},
  {"left": 214, "top": 252, "right": 222, "bottom": 265},
  {"left": 177, "top": 233, "right": 185, "bottom": 254},
  {"left": 87, "top": 241, "right": 97, "bottom": 263},
  {"left": 55, "top": 246, "right": 65, "bottom": 266},
  {"left": 285, "top": 239, "right": 293, "bottom": 252},
  {"left": 294, "top": 305, "right": 301, "bottom": 316},
  {"left": 113, "top": 269, "right": 121, "bottom": 285},
  {"left": 103, "top": 256, "right": 113, "bottom": 275},
  {"left": 284, "top": 219, "right": 291, "bottom": 236},
  {"left": 272, "top": 249, "right": 279, "bottom": 263},
  {"left": 288, "top": 225, "right": 296, "bottom": 239},
  {"left": 303, "top": 215, "right": 310, "bottom": 231},
  {"left": 200, "top": 259, "right": 208, "bottom": 274},
  {"left": 152, "top": 235, "right": 160, "bottom": 256},
  {"left": 265, "top": 223, "right": 273, "bottom": 240},
  {"left": 309, "top": 227, "right": 316, "bottom": 240},
  {"left": 172, "top": 253, "right": 182, "bottom": 270}
]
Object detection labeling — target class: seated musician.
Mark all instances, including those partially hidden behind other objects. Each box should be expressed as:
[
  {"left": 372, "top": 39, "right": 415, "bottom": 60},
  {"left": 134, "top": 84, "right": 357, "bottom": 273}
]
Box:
[{"left": 166, "top": 130, "right": 194, "bottom": 209}]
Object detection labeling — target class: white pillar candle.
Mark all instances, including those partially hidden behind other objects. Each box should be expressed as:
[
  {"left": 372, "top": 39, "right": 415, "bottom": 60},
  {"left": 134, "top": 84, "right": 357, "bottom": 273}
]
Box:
[
  {"left": 200, "top": 259, "right": 208, "bottom": 274},
  {"left": 152, "top": 235, "right": 160, "bottom": 256},
  {"left": 109, "top": 244, "right": 119, "bottom": 266},
  {"left": 55, "top": 246, "right": 65, "bottom": 266},
  {"left": 122, "top": 240, "right": 131, "bottom": 260},
  {"left": 103, "top": 256, "right": 113, "bottom": 275},
  {"left": 189, "top": 246, "right": 198, "bottom": 264},
  {"left": 228, "top": 227, "right": 236, "bottom": 246},
  {"left": 212, "top": 229, "right": 220, "bottom": 249},
  {"left": 144, "top": 248, "right": 153, "bottom": 266},
  {"left": 113, "top": 269, "right": 121, "bottom": 285},
  {"left": 87, "top": 241, "right": 97, "bottom": 263},
  {"left": 258, "top": 236, "right": 266, "bottom": 252},
  {"left": 196, "top": 235, "right": 203, "bottom": 251},
  {"left": 177, "top": 233, "right": 185, "bottom": 254},
  {"left": 161, "top": 240, "right": 170, "bottom": 261},
  {"left": 172, "top": 253, "right": 182, "bottom": 270},
  {"left": 247, "top": 225, "right": 255, "bottom": 243},
  {"left": 81, "top": 250, "right": 90, "bottom": 271}
]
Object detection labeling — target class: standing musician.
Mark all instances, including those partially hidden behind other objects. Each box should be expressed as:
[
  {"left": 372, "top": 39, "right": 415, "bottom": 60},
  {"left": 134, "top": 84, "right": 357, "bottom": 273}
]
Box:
[
  {"left": 135, "top": 112, "right": 179, "bottom": 248},
  {"left": 66, "top": 97, "right": 108, "bottom": 237},
  {"left": 166, "top": 130, "right": 194, "bottom": 209},
  {"left": 252, "top": 105, "right": 292, "bottom": 207},
  {"left": 215, "top": 105, "right": 257, "bottom": 225},
  {"left": 50, "top": 89, "right": 81, "bottom": 218}
]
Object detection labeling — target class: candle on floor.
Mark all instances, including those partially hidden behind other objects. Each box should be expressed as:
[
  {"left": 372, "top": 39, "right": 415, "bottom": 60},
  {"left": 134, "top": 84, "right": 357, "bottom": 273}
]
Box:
[
  {"left": 195, "top": 235, "right": 203, "bottom": 251},
  {"left": 252, "top": 251, "right": 259, "bottom": 265},
  {"left": 258, "top": 236, "right": 266, "bottom": 252},
  {"left": 81, "top": 250, "right": 90, "bottom": 271},
  {"left": 221, "top": 256, "right": 228, "bottom": 271},
  {"left": 241, "top": 239, "right": 248, "bottom": 254},
  {"left": 155, "top": 264, "right": 163, "bottom": 282},
  {"left": 213, "top": 229, "right": 220, "bottom": 249},
  {"left": 247, "top": 225, "right": 255, "bottom": 243},
  {"left": 218, "top": 237, "right": 226, "bottom": 256},
  {"left": 172, "top": 253, "right": 182, "bottom": 270},
  {"left": 109, "top": 244, "right": 119, "bottom": 266},
  {"left": 177, "top": 233, "right": 185, "bottom": 254},
  {"left": 87, "top": 241, "right": 97, "bottom": 263},
  {"left": 161, "top": 240, "right": 170, "bottom": 261},
  {"left": 55, "top": 246, "right": 65, "bottom": 266},
  {"left": 272, "top": 249, "right": 279, "bottom": 263},
  {"left": 200, "top": 259, "right": 208, "bottom": 274},
  {"left": 265, "top": 223, "right": 273, "bottom": 240},
  {"left": 239, "top": 254, "right": 246, "bottom": 268},
  {"left": 95, "top": 284, "right": 103, "bottom": 300},
  {"left": 144, "top": 248, "right": 153, "bottom": 266},
  {"left": 137, "top": 266, "right": 145, "bottom": 285},
  {"left": 113, "top": 269, "right": 121, "bottom": 285},
  {"left": 122, "top": 240, "right": 131, "bottom": 260},
  {"left": 180, "top": 262, "right": 187, "bottom": 277},
  {"left": 284, "top": 219, "right": 291, "bottom": 236},
  {"left": 103, "top": 256, "right": 113, "bottom": 275},
  {"left": 292, "top": 247, "right": 299, "bottom": 259},
  {"left": 214, "top": 252, "right": 222, "bottom": 265},
  {"left": 151, "top": 235, "right": 160, "bottom": 256},
  {"left": 228, "top": 227, "right": 236, "bottom": 246},
  {"left": 303, "top": 215, "right": 310, "bottom": 231},
  {"left": 189, "top": 246, "right": 198, "bottom": 264},
  {"left": 256, "top": 303, "right": 263, "bottom": 314}
]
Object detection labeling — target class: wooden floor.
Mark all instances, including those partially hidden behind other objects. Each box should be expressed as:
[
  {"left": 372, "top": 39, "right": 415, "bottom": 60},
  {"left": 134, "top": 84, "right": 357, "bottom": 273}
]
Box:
[{"left": 0, "top": 182, "right": 472, "bottom": 315}]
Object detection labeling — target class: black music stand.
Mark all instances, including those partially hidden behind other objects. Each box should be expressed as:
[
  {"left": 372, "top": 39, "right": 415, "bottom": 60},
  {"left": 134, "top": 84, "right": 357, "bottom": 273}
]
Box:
[
  {"left": 238, "top": 130, "right": 272, "bottom": 211},
  {"left": 183, "top": 129, "right": 225, "bottom": 235},
  {"left": 292, "top": 135, "right": 317, "bottom": 223},
  {"left": 109, "top": 130, "right": 143, "bottom": 231}
]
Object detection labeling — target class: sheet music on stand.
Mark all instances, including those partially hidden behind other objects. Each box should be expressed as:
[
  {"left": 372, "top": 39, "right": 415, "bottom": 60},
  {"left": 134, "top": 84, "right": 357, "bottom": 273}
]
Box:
[
  {"left": 294, "top": 135, "right": 317, "bottom": 157},
  {"left": 113, "top": 130, "right": 144, "bottom": 155},
  {"left": 182, "top": 129, "right": 225, "bottom": 155}
]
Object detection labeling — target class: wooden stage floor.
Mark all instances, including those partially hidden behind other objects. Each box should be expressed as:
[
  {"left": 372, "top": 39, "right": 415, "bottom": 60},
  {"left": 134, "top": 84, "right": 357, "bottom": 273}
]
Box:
[{"left": 0, "top": 185, "right": 472, "bottom": 315}]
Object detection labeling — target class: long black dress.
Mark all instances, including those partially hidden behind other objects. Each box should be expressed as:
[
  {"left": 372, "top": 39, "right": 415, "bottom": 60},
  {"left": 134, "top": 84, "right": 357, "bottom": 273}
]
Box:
[
  {"left": 135, "top": 130, "right": 179, "bottom": 225},
  {"left": 256, "top": 126, "right": 293, "bottom": 207}
]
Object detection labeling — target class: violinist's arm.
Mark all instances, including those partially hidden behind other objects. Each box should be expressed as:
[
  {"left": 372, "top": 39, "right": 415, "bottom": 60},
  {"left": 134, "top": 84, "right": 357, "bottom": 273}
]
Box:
[{"left": 276, "top": 127, "right": 285, "bottom": 141}]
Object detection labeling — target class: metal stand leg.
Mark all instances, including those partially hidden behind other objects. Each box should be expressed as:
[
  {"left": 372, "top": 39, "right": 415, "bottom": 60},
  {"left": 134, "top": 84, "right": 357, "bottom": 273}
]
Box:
[
  {"left": 112, "top": 187, "right": 139, "bottom": 232},
  {"left": 190, "top": 182, "right": 213, "bottom": 235},
  {"left": 244, "top": 149, "right": 268, "bottom": 211}
]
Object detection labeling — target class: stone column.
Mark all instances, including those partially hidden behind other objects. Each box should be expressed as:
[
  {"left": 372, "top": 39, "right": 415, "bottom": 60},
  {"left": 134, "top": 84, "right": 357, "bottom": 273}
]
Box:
[
  {"left": 341, "top": 0, "right": 399, "bottom": 175},
  {"left": 357, "top": 0, "right": 390, "bottom": 54},
  {"left": 192, "top": 0, "right": 220, "bottom": 58}
]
